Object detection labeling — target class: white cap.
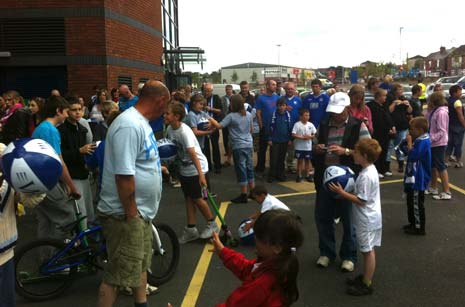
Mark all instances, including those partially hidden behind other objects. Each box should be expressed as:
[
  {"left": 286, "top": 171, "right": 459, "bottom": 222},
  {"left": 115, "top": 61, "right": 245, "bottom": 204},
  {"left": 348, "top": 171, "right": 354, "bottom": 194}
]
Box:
[{"left": 326, "top": 92, "right": 350, "bottom": 114}]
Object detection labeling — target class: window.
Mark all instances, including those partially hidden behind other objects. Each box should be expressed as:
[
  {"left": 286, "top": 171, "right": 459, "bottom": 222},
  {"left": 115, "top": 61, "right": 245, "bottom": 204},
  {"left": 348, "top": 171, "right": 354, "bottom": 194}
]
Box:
[
  {"left": 0, "top": 18, "right": 65, "bottom": 55},
  {"left": 118, "top": 76, "right": 132, "bottom": 91}
]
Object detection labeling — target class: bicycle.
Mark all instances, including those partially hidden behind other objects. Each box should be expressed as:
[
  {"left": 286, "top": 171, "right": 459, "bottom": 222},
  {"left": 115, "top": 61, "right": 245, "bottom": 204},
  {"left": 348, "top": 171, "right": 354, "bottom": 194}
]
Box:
[{"left": 14, "top": 200, "right": 180, "bottom": 301}]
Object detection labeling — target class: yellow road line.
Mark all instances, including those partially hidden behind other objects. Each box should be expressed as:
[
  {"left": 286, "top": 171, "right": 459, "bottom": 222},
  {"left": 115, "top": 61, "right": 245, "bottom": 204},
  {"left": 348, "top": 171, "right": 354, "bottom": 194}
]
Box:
[
  {"left": 181, "top": 201, "right": 229, "bottom": 307},
  {"left": 450, "top": 182, "right": 465, "bottom": 195}
]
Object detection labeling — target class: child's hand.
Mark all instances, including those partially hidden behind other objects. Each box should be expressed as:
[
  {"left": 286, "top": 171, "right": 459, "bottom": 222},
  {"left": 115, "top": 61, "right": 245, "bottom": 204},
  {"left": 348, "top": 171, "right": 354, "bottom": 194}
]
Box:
[
  {"left": 161, "top": 166, "right": 169, "bottom": 175},
  {"left": 242, "top": 222, "right": 253, "bottom": 233},
  {"left": 328, "top": 182, "right": 344, "bottom": 194},
  {"left": 210, "top": 231, "right": 224, "bottom": 253}
]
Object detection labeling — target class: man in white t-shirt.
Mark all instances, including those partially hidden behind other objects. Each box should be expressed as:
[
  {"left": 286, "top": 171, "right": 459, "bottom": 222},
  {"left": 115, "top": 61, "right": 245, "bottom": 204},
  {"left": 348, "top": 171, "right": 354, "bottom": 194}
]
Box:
[{"left": 97, "top": 80, "right": 170, "bottom": 307}]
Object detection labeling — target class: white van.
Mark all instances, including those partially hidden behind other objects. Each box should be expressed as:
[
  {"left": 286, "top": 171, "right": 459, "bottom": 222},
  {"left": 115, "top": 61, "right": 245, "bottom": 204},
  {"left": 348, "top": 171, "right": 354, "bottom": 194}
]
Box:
[{"left": 212, "top": 83, "right": 240, "bottom": 96}]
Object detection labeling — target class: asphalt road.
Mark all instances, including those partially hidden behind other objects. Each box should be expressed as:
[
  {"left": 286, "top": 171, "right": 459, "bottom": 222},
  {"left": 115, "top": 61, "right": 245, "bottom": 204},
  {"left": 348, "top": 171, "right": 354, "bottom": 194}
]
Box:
[{"left": 15, "top": 160, "right": 465, "bottom": 307}]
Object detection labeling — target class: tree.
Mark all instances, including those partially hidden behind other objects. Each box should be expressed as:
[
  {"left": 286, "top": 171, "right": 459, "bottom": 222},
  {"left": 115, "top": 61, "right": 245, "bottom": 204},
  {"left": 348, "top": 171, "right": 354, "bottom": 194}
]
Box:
[
  {"left": 231, "top": 70, "right": 238, "bottom": 83},
  {"left": 300, "top": 70, "right": 306, "bottom": 87},
  {"left": 191, "top": 72, "right": 201, "bottom": 88},
  {"left": 250, "top": 71, "right": 258, "bottom": 83},
  {"left": 210, "top": 70, "right": 221, "bottom": 83}
]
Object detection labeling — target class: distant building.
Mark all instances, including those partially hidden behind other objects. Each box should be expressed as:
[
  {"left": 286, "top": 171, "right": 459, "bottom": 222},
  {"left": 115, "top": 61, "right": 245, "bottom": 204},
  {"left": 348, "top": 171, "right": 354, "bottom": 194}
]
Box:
[
  {"left": 425, "top": 46, "right": 456, "bottom": 77},
  {"left": 407, "top": 55, "right": 425, "bottom": 72},
  {"left": 449, "top": 45, "right": 465, "bottom": 76},
  {"left": 220, "top": 62, "right": 314, "bottom": 86}
]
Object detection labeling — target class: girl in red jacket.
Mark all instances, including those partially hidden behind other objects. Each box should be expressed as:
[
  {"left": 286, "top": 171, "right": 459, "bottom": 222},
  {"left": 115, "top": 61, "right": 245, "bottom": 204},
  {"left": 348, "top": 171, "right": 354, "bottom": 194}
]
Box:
[
  {"left": 213, "top": 209, "right": 303, "bottom": 307},
  {"left": 168, "top": 209, "right": 303, "bottom": 307}
]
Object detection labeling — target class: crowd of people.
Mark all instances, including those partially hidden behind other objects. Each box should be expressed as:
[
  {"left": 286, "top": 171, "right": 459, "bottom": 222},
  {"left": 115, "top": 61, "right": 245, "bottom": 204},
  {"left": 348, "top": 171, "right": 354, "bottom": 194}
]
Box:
[{"left": 0, "top": 75, "right": 464, "bottom": 306}]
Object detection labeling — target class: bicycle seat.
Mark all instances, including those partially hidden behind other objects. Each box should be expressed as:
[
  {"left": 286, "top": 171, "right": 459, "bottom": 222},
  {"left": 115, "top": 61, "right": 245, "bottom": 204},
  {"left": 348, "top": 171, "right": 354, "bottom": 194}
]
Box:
[{"left": 58, "top": 216, "right": 87, "bottom": 233}]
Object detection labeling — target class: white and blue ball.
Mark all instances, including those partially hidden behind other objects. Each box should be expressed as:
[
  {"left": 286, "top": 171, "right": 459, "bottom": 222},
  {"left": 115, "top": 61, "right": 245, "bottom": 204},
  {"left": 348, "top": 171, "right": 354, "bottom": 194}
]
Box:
[
  {"left": 197, "top": 117, "right": 210, "bottom": 131},
  {"left": 157, "top": 138, "right": 177, "bottom": 162},
  {"left": 1, "top": 138, "right": 62, "bottom": 193},
  {"left": 238, "top": 219, "right": 255, "bottom": 246},
  {"left": 323, "top": 165, "right": 355, "bottom": 198},
  {"left": 395, "top": 140, "right": 409, "bottom": 160}
]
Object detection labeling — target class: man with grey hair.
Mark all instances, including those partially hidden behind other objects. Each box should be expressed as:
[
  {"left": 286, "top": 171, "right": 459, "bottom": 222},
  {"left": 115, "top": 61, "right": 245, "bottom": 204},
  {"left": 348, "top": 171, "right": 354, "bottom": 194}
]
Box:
[
  {"left": 97, "top": 80, "right": 170, "bottom": 307},
  {"left": 202, "top": 82, "right": 223, "bottom": 173},
  {"left": 312, "top": 92, "right": 371, "bottom": 272}
]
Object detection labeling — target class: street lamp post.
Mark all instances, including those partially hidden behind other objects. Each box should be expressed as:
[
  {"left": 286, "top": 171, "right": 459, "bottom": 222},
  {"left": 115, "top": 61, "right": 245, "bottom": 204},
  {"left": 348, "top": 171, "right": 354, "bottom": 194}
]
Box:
[
  {"left": 399, "top": 27, "right": 404, "bottom": 66},
  {"left": 277, "top": 44, "right": 281, "bottom": 80}
]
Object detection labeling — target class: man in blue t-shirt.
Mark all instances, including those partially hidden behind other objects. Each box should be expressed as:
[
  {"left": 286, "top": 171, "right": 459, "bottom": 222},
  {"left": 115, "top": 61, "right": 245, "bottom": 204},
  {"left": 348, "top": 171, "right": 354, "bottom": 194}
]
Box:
[
  {"left": 118, "top": 84, "right": 139, "bottom": 111},
  {"left": 284, "top": 82, "right": 302, "bottom": 173},
  {"left": 255, "top": 79, "right": 279, "bottom": 174},
  {"left": 302, "top": 79, "right": 330, "bottom": 129}
]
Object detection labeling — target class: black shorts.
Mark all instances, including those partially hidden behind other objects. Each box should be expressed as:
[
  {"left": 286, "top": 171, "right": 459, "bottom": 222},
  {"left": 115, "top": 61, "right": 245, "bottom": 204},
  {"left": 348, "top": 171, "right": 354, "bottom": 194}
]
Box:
[{"left": 179, "top": 175, "right": 202, "bottom": 200}]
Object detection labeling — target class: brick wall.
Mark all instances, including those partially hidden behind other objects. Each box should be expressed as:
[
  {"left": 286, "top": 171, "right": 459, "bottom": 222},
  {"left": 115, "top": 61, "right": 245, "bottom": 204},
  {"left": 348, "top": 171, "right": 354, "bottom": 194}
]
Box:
[
  {"left": 0, "top": 0, "right": 103, "bottom": 9},
  {"left": 66, "top": 18, "right": 107, "bottom": 56},
  {"left": 0, "top": 0, "right": 165, "bottom": 100},
  {"left": 108, "top": 66, "right": 164, "bottom": 93},
  {"left": 105, "top": 19, "right": 163, "bottom": 65},
  {"left": 67, "top": 64, "right": 107, "bottom": 101},
  {"left": 104, "top": 0, "right": 162, "bottom": 31}
]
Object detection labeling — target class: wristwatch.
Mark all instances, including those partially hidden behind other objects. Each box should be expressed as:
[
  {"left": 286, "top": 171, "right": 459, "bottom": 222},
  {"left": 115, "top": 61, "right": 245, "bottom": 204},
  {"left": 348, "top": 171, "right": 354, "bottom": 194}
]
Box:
[{"left": 344, "top": 148, "right": 351, "bottom": 156}]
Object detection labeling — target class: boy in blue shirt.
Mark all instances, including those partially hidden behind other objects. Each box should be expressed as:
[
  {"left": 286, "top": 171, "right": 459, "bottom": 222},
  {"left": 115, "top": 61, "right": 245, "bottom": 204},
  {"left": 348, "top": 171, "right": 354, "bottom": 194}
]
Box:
[
  {"left": 403, "top": 117, "right": 431, "bottom": 235},
  {"left": 32, "top": 95, "right": 81, "bottom": 239},
  {"left": 267, "top": 98, "right": 292, "bottom": 182}
]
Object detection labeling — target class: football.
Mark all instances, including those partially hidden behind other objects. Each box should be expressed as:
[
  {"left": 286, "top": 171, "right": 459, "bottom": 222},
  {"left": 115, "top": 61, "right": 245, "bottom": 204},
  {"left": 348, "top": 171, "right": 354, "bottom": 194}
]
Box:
[
  {"left": 238, "top": 219, "right": 255, "bottom": 246},
  {"left": 157, "top": 138, "right": 177, "bottom": 162},
  {"left": 323, "top": 165, "right": 355, "bottom": 198},
  {"left": 197, "top": 117, "right": 210, "bottom": 131},
  {"left": 1, "top": 138, "right": 63, "bottom": 193}
]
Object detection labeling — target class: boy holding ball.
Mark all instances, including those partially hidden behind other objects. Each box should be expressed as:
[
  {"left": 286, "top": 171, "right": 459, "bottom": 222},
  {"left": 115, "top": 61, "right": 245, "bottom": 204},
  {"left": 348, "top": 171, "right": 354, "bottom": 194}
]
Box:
[{"left": 329, "top": 138, "right": 382, "bottom": 296}]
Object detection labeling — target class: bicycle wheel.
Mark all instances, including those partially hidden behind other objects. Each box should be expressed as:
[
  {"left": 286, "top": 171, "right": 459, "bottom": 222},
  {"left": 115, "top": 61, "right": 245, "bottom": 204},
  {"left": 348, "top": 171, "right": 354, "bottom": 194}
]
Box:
[
  {"left": 147, "top": 223, "right": 180, "bottom": 286},
  {"left": 15, "top": 238, "right": 77, "bottom": 301}
]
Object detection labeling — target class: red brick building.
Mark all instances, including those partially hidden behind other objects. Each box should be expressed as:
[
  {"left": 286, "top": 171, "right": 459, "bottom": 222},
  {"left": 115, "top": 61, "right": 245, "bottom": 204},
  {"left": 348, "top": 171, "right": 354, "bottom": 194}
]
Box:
[{"left": 0, "top": 0, "right": 177, "bottom": 99}]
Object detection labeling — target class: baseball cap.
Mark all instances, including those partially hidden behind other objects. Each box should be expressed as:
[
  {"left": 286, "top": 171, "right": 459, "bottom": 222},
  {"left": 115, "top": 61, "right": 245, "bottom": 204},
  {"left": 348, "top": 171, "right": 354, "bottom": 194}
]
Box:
[{"left": 326, "top": 92, "right": 350, "bottom": 114}]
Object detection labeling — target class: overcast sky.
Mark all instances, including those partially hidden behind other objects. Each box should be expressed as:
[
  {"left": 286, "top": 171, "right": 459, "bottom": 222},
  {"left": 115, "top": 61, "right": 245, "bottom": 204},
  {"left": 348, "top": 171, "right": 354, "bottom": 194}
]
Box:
[{"left": 178, "top": 0, "right": 464, "bottom": 73}]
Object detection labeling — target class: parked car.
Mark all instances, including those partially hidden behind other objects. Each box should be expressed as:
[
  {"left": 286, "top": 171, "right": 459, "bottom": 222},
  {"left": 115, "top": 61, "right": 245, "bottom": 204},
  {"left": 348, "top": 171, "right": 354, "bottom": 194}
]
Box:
[
  {"left": 426, "top": 75, "right": 464, "bottom": 98},
  {"left": 402, "top": 84, "right": 412, "bottom": 100},
  {"left": 456, "top": 76, "right": 465, "bottom": 89}
]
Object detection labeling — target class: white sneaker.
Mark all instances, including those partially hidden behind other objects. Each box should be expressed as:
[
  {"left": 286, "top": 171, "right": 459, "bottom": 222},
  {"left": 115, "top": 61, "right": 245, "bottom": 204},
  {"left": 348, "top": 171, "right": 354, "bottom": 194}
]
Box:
[
  {"left": 432, "top": 192, "right": 452, "bottom": 200},
  {"left": 455, "top": 162, "right": 463, "bottom": 168},
  {"left": 316, "top": 256, "right": 330, "bottom": 268},
  {"left": 341, "top": 260, "right": 355, "bottom": 272},
  {"left": 384, "top": 171, "right": 393, "bottom": 177},
  {"left": 199, "top": 221, "right": 220, "bottom": 239},
  {"left": 179, "top": 226, "right": 199, "bottom": 244},
  {"left": 425, "top": 187, "right": 439, "bottom": 195},
  {"left": 378, "top": 173, "right": 385, "bottom": 179},
  {"left": 334, "top": 217, "right": 341, "bottom": 224}
]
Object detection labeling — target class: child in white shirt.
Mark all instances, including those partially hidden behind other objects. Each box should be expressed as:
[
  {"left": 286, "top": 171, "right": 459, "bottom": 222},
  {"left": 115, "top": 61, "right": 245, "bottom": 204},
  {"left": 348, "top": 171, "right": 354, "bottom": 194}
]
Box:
[
  {"left": 329, "top": 138, "right": 382, "bottom": 296},
  {"left": 242, "top": 185, "right": 290, "bottom": 232},
  {"left": 292, "top": 108, "right": 317, "bottom": 182}
]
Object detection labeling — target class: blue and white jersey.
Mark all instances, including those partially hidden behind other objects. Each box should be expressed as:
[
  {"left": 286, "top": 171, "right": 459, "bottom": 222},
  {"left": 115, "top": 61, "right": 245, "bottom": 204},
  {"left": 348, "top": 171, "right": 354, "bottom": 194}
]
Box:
[
  {"left": 286, "top": 95, "right": 303, "bottom": 124},
  {"left": 302, "top": 93, "right": 329, "bottom": 128}
]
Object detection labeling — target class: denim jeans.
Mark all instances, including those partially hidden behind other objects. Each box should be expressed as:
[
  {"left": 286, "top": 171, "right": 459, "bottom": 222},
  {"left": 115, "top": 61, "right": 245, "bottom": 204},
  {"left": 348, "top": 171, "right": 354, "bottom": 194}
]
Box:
[
  {"left": 232, "top": 147, "right": 254, "bottom": 186},
  {"left": 0, "top": 258, "right": 15, "bottom": 307},
  {"left": 446, "top": 127, "right": 465, "bottom": 160},
  {"left": 386, "top": 129, "right": 408, "bottom": 162},
  {"left": 314, "top": 188, "right": 357, "bottom": 262}
]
